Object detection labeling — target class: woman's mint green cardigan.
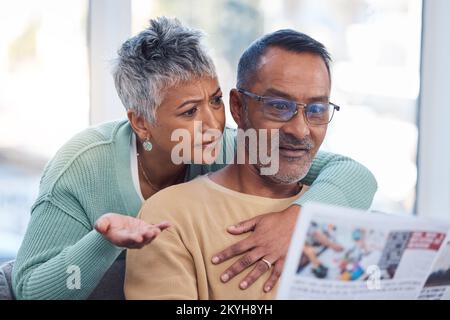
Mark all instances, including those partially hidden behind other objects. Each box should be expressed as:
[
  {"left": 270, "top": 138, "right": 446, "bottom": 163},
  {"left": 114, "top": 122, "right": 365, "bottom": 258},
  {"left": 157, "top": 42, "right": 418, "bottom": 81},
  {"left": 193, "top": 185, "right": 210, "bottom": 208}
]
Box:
[{"left": 12, "top": 120, "right": 377, "bottom": 299}]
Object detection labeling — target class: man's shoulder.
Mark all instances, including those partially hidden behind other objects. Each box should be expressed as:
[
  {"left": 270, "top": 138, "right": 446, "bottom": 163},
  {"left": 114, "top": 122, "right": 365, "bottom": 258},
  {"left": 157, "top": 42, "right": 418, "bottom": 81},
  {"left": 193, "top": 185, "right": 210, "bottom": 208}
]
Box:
[{"left": 138, "top": 176, "right": 210, "bottom": 223}]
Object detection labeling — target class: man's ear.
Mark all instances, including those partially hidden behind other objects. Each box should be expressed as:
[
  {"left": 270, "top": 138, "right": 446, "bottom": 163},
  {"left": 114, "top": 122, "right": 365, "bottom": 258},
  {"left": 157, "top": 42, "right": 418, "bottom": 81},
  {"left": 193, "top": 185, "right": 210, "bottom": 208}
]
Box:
[
  {"left": 127, "top": 110, "right": 153, "bottom": 141},
  {"left": 229, "top": 89, "right": 246, "bottom": 127}
]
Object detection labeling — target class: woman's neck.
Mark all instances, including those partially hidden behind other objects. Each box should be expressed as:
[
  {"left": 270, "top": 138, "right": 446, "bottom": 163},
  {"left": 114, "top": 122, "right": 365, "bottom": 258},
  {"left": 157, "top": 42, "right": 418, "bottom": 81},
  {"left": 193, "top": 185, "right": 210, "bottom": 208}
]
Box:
[{"left": 137, "top": 140, "right": 186, "bottom": 190}]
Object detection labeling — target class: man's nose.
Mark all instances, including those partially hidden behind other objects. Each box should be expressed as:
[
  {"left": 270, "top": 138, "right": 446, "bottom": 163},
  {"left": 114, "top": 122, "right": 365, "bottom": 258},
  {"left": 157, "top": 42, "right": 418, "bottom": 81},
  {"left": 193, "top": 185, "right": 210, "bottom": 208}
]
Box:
[{"left": 281, "top": 109, "right": 311, "bottom": 140}]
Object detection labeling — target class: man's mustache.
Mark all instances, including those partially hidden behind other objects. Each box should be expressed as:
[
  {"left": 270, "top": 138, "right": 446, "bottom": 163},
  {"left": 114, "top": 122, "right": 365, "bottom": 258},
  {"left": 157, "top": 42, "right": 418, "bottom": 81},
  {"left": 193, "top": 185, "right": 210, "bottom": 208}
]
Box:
[{"left": 278, "top": 131, "right": 314, "bottom": 150}]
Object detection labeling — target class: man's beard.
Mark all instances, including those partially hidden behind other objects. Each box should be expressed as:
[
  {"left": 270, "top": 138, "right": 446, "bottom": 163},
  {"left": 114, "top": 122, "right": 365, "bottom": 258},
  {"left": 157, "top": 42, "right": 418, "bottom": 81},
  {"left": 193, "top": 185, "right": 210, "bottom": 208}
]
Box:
[{"left": 242, "top": 112, "right": 315, "bottom": 184}]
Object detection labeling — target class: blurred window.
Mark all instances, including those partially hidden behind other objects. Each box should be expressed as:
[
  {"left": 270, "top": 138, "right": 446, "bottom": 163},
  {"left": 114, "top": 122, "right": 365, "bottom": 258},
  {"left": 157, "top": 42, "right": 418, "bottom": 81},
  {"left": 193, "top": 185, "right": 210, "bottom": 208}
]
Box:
[
  {"left": 133, "top": 0, "right": 422, "bottom": 215},
  {"left": 0, "top": 0, "right": 422, "bottom": 261},
  {"left": 0, "top": 0, "right": 89, "bottom": 261}
]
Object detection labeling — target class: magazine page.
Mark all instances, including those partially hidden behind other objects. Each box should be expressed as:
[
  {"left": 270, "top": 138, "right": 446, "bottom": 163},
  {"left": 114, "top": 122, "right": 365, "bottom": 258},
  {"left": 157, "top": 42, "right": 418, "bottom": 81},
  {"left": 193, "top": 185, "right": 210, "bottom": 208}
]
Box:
[
  {"left": 418, "top": 233, "right": 450, "bottom": 300},
  {"left": 277, "top": 203, "right": 449, "bottom": 300}
]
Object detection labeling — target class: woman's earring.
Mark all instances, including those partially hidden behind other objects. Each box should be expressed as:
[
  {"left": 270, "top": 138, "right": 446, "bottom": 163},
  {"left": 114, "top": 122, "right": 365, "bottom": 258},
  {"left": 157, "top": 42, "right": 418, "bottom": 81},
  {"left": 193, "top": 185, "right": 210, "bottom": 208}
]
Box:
[{"left": 143, "top": 137, "right": 153, "bottom": 152}]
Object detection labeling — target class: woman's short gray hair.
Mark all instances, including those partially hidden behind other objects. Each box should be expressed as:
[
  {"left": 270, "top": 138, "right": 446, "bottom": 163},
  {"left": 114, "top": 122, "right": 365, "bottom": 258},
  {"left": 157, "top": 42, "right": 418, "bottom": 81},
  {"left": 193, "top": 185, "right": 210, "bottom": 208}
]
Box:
[{"left": 113, "top": 17, "right": 216, "bottom": 123}]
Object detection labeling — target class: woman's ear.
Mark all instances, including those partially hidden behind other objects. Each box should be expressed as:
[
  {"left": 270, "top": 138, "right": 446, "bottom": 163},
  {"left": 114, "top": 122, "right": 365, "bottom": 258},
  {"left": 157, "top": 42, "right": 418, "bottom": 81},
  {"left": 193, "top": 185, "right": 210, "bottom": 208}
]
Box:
[
  {"left": 229, "top": 89, "right": 246, "bottom": 127},
  {"left": 127, "top": 110, "right": 152, "bottom": 141}
]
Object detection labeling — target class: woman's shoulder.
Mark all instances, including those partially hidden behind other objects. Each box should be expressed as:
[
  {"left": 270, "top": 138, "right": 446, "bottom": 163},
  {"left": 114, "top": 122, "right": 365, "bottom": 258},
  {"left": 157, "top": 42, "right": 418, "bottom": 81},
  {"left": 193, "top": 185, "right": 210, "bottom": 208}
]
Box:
[
  {"left": 59, "top": 119, "right": 128, "bottom": 154},
  {"left": 38, "top": 119, "right": 130, "bottom": 195}
]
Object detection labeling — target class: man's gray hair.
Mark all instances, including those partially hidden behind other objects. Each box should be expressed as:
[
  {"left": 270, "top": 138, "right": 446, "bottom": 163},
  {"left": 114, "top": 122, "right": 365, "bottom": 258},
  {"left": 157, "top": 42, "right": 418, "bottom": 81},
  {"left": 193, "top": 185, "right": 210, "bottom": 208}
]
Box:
[{"left": 113, "top": 17, "right": 216, "bottom": 123}]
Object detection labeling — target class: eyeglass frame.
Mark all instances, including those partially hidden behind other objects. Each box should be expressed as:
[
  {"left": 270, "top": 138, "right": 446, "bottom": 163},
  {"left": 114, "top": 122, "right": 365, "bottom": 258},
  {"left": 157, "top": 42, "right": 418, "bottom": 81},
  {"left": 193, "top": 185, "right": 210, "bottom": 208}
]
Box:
[{"left": 237, "top": 88, "right": 340, "bottom": 126}]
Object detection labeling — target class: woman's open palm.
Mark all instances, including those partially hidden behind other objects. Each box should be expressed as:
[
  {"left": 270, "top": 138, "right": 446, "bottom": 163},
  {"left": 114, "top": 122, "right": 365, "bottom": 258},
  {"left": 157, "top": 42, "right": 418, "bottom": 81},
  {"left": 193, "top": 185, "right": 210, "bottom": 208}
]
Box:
[{"left": 95, "top": 213, "right": 171, "bottom": 249}]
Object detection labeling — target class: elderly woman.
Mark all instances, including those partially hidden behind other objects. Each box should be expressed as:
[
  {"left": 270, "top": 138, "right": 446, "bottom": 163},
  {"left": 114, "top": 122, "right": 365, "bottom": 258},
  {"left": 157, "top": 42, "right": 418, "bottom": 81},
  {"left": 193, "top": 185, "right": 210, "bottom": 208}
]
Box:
[{"left": 12, "top": 17, "right": 377, "bottom": 300}]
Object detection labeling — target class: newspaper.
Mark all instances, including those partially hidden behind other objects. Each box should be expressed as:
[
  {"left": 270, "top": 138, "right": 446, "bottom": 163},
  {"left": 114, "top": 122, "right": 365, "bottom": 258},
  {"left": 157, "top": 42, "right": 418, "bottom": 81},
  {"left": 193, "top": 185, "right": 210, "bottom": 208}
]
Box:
[
  {"left": 277, "top": 203, "right": 450, "bottom": 300},
  {"left": 418, "top": 233, "right": 450, "bottom": 300}
]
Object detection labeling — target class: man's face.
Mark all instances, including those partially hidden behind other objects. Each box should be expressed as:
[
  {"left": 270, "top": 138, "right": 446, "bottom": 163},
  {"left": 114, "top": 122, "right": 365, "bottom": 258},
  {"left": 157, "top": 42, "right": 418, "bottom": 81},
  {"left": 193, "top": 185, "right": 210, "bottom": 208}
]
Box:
[{"left": 237, "top": 47, "right": 330, "bottom": 184}]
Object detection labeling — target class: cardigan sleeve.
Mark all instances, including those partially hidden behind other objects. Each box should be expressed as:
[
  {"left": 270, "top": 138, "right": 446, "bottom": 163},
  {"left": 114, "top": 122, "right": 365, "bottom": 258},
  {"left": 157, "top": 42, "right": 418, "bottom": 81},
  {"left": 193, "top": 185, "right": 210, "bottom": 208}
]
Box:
[
  {"left": 12, "top": 198, "right": 123, "bottom": 300},
  {"left": 295, "top": 151, "right": 377, "bottom": 209}
]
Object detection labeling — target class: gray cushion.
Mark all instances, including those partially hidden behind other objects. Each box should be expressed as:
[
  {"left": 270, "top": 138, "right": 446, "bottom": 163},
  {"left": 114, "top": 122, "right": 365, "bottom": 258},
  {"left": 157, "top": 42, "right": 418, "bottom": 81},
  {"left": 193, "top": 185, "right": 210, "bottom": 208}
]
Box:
[
  {"left": 87, "top": 258, "right": 125, "bottom": 300},
  {"left": 0, "top": 260, "right": 15, "bottom": 300}
]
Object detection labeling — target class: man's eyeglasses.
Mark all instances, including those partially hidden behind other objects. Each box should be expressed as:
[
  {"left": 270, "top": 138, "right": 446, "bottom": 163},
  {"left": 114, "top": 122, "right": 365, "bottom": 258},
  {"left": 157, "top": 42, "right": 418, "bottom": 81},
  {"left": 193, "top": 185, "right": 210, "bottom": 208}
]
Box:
[{"left": 237, "top": 88, "right": 340, "bottom": 126}]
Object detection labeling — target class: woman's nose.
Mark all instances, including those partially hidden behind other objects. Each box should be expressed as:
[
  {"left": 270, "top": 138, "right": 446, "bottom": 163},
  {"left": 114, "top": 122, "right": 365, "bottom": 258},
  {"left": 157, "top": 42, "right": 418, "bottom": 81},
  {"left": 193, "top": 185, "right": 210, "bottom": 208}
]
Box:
[{"left": 200, "top": 105, "right": 221, "bottom": 132}]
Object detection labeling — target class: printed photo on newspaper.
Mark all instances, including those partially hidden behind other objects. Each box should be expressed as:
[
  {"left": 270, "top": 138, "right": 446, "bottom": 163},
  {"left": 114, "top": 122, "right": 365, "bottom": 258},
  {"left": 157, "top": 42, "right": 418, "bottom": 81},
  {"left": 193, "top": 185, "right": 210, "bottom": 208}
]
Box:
[
  {"left": 418, "top": 233, "right": 450, "bottom": 300},
  {"left": 277, "top": 203, "right": 450, "bottom": 300}
]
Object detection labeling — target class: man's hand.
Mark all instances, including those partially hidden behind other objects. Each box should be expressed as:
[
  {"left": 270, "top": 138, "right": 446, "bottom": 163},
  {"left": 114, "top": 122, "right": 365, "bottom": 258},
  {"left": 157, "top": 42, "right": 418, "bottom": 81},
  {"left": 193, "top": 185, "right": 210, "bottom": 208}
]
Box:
[
  {"left": 211, "top": 205, "right": 301, "bottom": 292},
  {"left": 95, "top": 213, "right": 171, "bottom": 249}
]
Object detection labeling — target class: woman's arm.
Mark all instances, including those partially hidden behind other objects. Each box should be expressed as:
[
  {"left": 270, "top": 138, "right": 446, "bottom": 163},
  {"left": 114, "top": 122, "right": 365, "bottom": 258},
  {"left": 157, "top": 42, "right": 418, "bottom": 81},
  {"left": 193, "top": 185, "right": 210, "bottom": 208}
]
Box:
[
  {"left": 13, "top": 200, "right": 167, "bottom": 300},
  {"left": 297, "top": 150, "right": 377, "bottom": 209},
  {"left": 12, "top": 200, "right": 123, "bottom": 300}
]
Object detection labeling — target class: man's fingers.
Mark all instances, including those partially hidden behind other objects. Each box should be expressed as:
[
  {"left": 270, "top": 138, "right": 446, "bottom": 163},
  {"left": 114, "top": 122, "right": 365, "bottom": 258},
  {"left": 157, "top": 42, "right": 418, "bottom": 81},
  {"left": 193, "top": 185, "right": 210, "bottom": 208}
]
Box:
[
  {"left": 212, "top": 238, "right": 253, "bottom": 265},
  {"left": 227, "top": 217, "right": 259, "bottom": 235},
  {"left": 263, "top": 259, "right": 284, "bottom": 293},
  {"left": 218, "top": 250, "right": 264, "bottom": 283},
  {"left": 238, "top": 259, "right": 272, "bottom": 290}
]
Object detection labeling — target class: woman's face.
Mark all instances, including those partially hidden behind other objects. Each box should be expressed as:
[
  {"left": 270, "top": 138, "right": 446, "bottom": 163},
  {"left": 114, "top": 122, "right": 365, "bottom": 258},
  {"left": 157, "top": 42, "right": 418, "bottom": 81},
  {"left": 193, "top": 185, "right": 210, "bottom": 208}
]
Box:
[{"left": 149, "top": 76, "right": 226, "bottom": 164}]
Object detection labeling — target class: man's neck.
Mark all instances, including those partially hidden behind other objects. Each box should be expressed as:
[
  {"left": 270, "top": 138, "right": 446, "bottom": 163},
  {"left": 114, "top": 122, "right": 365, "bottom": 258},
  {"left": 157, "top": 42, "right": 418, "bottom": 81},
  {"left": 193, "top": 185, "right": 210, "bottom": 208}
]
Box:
[{"left": 209, "top": 164, "right": 301, "bottom": 199}]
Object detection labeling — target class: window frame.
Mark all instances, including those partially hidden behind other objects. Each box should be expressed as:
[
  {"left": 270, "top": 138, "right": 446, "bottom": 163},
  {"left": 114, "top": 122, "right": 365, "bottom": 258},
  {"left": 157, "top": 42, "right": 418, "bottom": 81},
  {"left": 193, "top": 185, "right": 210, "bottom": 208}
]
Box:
[
  {"left": 416, "top": 0, "right": 450, "bottom": 219},
  {"left": 88, "top": 0, "right": 131, "bottom": 125}
]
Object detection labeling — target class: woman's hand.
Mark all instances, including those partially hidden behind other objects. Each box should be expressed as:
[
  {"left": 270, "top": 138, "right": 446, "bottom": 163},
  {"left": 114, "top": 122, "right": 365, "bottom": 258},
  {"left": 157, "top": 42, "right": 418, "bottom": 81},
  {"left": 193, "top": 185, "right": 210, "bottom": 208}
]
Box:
[
  {"left": 95, "top": 213, "right": 171, "bottom": 249},
  {"left": 211, "top": 205, "right": 301, "bottom": 292}
]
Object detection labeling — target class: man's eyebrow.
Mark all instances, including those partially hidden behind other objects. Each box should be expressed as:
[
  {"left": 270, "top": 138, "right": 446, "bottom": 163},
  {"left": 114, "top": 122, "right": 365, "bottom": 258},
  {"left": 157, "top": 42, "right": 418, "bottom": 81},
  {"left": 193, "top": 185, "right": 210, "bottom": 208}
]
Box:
[
  {"left": 307, "top": 95, "right": 329, "bottom": 103},
  {"left": 176, "top": 87, "right": 221, "bottom": 109},
  {"left": 264, "top": 88, "right": 329, "bottom": 103},
  {"left": 264, "top": 88, "right": 297, "bottom": 101}
]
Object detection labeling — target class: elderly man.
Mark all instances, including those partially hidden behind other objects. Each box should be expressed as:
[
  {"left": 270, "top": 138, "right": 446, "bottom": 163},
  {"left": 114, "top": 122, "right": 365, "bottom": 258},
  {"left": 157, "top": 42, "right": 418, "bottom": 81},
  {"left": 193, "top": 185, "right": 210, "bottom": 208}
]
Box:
[{"left": 125, "top": 29, "right": 363, "bottom": 299}]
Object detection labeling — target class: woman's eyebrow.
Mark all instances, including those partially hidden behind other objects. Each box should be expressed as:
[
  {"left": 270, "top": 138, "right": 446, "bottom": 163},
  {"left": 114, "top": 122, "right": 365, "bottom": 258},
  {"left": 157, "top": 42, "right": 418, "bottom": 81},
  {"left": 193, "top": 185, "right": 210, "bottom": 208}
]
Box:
[
  {"left": 210, "top": 87, "right": 221, "bottom": 97},
  {"left": 176, "top": 99, "right": 203, "bottom": 109},
  {"left": 176, "top": 87, "right": 222, "bottom": 109}
]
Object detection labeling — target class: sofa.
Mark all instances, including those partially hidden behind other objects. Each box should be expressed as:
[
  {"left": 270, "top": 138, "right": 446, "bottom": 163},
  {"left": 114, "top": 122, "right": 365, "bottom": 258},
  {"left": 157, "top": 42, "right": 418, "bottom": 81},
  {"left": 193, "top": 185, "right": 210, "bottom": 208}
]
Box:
[{"left": 0, "top": 260, "right": 14, "bottom": 300}]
